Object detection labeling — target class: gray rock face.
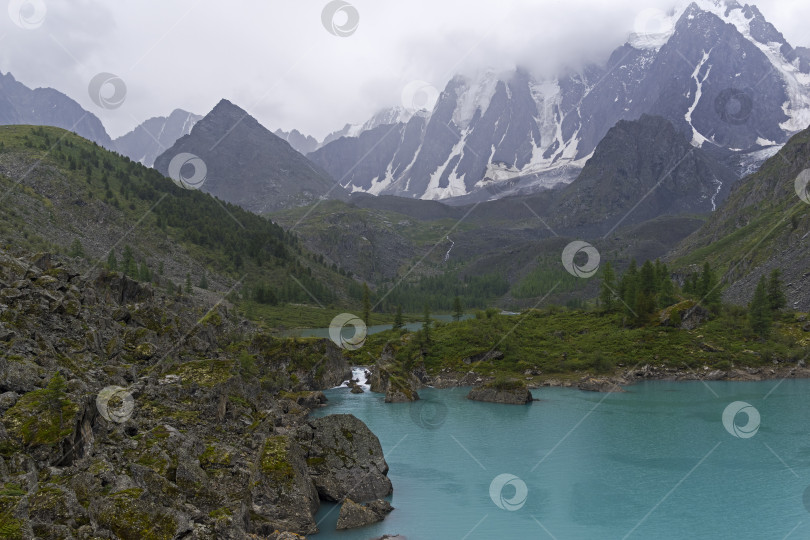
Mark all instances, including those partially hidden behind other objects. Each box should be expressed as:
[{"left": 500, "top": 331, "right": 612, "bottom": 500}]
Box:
[
  {"left": 274, "top": 128, "right": 320, "bottom": 155},
  {"left": 0, "top": 71, "right": 113, "bottom": 148},
  {"left": 114, "top": 109, "right": 202, "bottom": 167},
  {"left": 296, "top": 414, "right": 393, "bottom": 502},
  {"left": 0, "top": 247, "right": 391, "bottom": 538},
  {"left": 467, "top": 385, "right": 533, "bottom": 405},
  {"left": 336, "top": 498, "right": 394, "bottom": 530},
  {"left": 369, "top": 353, "right": 421, "bottom": 402},
  {"left": 154, "top": 99, "right": 346, "bottom": 213},
  {"left": 249, "top": 435, "right": 320, "bottom": 535},
  {"left": 552, "top": 115, "right": 738, "bottom": 234},
  {"left": 309, "top": 2, "right": 809, "bottom": 202}
]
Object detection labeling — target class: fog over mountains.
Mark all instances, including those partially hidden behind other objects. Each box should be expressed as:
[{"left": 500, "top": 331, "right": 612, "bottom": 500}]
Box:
[
  {"left": 1, "top": 1, "right": 809, "bottom": 207},
  {"left": 307, "top": 1, "right": 810, "bottom": 201}
]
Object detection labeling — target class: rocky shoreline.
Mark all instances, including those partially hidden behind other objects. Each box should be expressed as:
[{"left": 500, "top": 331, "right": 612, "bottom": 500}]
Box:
[
  {"left": 0, "top": 248, "right": 396, "bottom": 539},
  {"left": 369, "top": 362, "right": 810, "bottom": 395}
]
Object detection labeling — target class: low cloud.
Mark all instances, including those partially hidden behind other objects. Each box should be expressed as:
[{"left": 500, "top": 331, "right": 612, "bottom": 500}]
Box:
[{"left": 0, "top": 0, "right": 807, "bottom": 140}]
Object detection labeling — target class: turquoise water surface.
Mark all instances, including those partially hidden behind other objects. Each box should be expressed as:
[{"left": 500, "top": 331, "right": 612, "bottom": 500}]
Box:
[{"left": 309, "top": 379, "right": 810, "bottom": 539}]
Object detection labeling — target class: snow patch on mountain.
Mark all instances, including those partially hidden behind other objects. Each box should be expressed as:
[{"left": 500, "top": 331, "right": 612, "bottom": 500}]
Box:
[
  {"left": 686, "top": 49, "right": 714, "bottom": 146},
  {"left": 628, "top": 9, "right": 679, "bottom": 50},
  {"left": 348, "top": 106, "right": 413, "bottom": 137},
  {"left": 423, "top": 135, "right": 470, "bottom": 200},
  {"left": 691, "top": 0, "right": 810, "bottom": 133},
  {"left": 452, "top": 71, "right": 499, "bottom": 129}
]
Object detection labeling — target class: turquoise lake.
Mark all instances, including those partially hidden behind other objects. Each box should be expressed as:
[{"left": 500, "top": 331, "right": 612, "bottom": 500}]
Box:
[{"left": 310, "top": 379, "right": 810, "bottom": 539}]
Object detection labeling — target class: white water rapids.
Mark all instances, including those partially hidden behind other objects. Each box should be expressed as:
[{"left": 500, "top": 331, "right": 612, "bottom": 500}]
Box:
[{"left": 335, "top": 366, "right": 371, "bottom": 391}]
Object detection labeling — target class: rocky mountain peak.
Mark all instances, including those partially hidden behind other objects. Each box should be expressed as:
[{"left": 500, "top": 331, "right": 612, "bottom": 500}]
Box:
[{"left": 154, "top": 98, "right": 345, "bottom": 213}]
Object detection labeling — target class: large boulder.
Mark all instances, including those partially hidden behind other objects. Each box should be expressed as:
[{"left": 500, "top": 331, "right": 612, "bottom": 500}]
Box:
[
  {"left": 296, "top": 414, "right": 392, "bottom": 502},
  {"left": 336, "top": 498, "right": 394, "bottom": 530},
  {"left": 249, "top": 435, "right": 320, "bottom": 535},
  {"left": 659, "top": 300, "right": 709, "bottom": 330},
  {"left": 467, "top": 381, "right": 533, "bottom": 405},
  {"left": 384, "top": 379, "right": 419, "bottom": 403}
]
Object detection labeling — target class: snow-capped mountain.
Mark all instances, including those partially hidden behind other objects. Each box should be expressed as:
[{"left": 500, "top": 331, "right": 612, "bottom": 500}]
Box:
[
  {"left": 321, "top": 106, "right": 415, "bottom": 147},
  {"left": 114, "top": 109, "right": 201, "bottom": 167},
  {"left": 309, "top": 0, "right": 810, "bottom": 202}
]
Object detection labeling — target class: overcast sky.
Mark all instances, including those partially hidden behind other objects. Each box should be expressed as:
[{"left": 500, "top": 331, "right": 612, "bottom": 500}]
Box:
[{"left": 1, "top": 0, "right": 808, "bottom": 140}]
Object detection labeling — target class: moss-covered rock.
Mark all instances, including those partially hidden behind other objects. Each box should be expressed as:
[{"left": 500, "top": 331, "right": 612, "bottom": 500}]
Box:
[
  {"left": 165, "top": 359, "right": 236, "bottom": 387},
  {"left": 94, "top": 488, "right": 179, "bottom": 540},
  {"left": 467, "top": 379, "right": 534, "bottom": 404},
  {"left": 249, "top": 435, "right": 319, "bottom": 536},
  {"left": 295, "top": 414, "right": 392, "bottom": 503},
  {"left": 2, "top": 374, "right": 79, "bottom": 449}
]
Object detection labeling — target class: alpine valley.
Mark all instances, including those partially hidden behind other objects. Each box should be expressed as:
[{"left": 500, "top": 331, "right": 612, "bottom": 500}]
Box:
[{"left": 1, "top": 1, "right": 810, "bottom": 539}]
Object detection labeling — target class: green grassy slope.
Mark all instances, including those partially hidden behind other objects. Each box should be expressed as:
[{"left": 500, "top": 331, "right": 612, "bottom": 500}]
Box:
[{"left": 0, "top": 125, "right": 359, "bottom": 323}]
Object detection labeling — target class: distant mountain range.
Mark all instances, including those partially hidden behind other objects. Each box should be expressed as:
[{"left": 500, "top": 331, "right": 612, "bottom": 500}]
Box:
[
  {"left": 308, "top": 1, "right": 810, "bottom": 201},
  {"left": 113, "top": 109, "right": 202, "bottom": 167},
  {"left": 0, "top": 70, "right": 202, "bottom": 168},
  {"left": 0, "top": 70, "right": 113, "bottom": 148},
  {"left": 1, "top": 0, "right": 809, "bottom": 215}
]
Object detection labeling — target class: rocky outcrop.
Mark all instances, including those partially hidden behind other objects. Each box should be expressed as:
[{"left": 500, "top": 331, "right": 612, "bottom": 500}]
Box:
[
  {"left": 249, "top": 436, "right": 320, "bottom": 535},
  {"left": 296, "top": 414, "right": 393, "bottom": 502},
  {"left": 0, "top": 248, "right": 390, "bottom": 539},
  {"left": 336, "top": 498, "right": 394, "bottom": 530},
  {"left": 385, "top": 382, "right": 419, "bottom": 403},
  {"left": 369, "top": 347, "right": 421, "bottom": 402},
  {"left": 467, "top": 381, "right": 533, "bottom": 404},
  {"left": 659, "top": 300, "right": 709, "bottom": 330},
  {"left": 462, "top": 350, "right": 504, "bottom": 365},
  {"left": 577, "top": 377, "right": 627, "bottom": 393}
]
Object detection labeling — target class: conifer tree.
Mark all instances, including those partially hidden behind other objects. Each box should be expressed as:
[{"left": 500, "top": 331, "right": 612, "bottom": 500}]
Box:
[
  {"left": 767, "top": 269, "right": 786, "bottom": 311},
  {"left": 620, "top": 260, "right": 638, "bottom": 319},
  {"left": 362, "top": 283, "right": 371, "bottom": 326},
  {"left": 599, "top": 261, "right": 617, "bottom": 312},
  {"left": 698, "top": 262, "right": 721, "bottom": 309},
  {"left": 422, "top": 303, "right": 432, "bottom": 344},
  {"left": 453, "top": 296, "right": 463, "bottom": 321},
  {"left": 121, "top": 246, "right": 136, "bottom": 277},
  {"left": 393, "top": 305, "right": 404, "bottom": 330},
  {"left": 749, "top": 276, "right": 772, "bottom": 338},
  {"left": 106, "top": 251, "right": 118, "bottom": 272}
]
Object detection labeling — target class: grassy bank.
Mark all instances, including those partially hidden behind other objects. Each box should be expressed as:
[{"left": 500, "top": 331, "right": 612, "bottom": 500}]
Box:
[{"left": 345, "top": 308, "right": 810, "bottom": 380}]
